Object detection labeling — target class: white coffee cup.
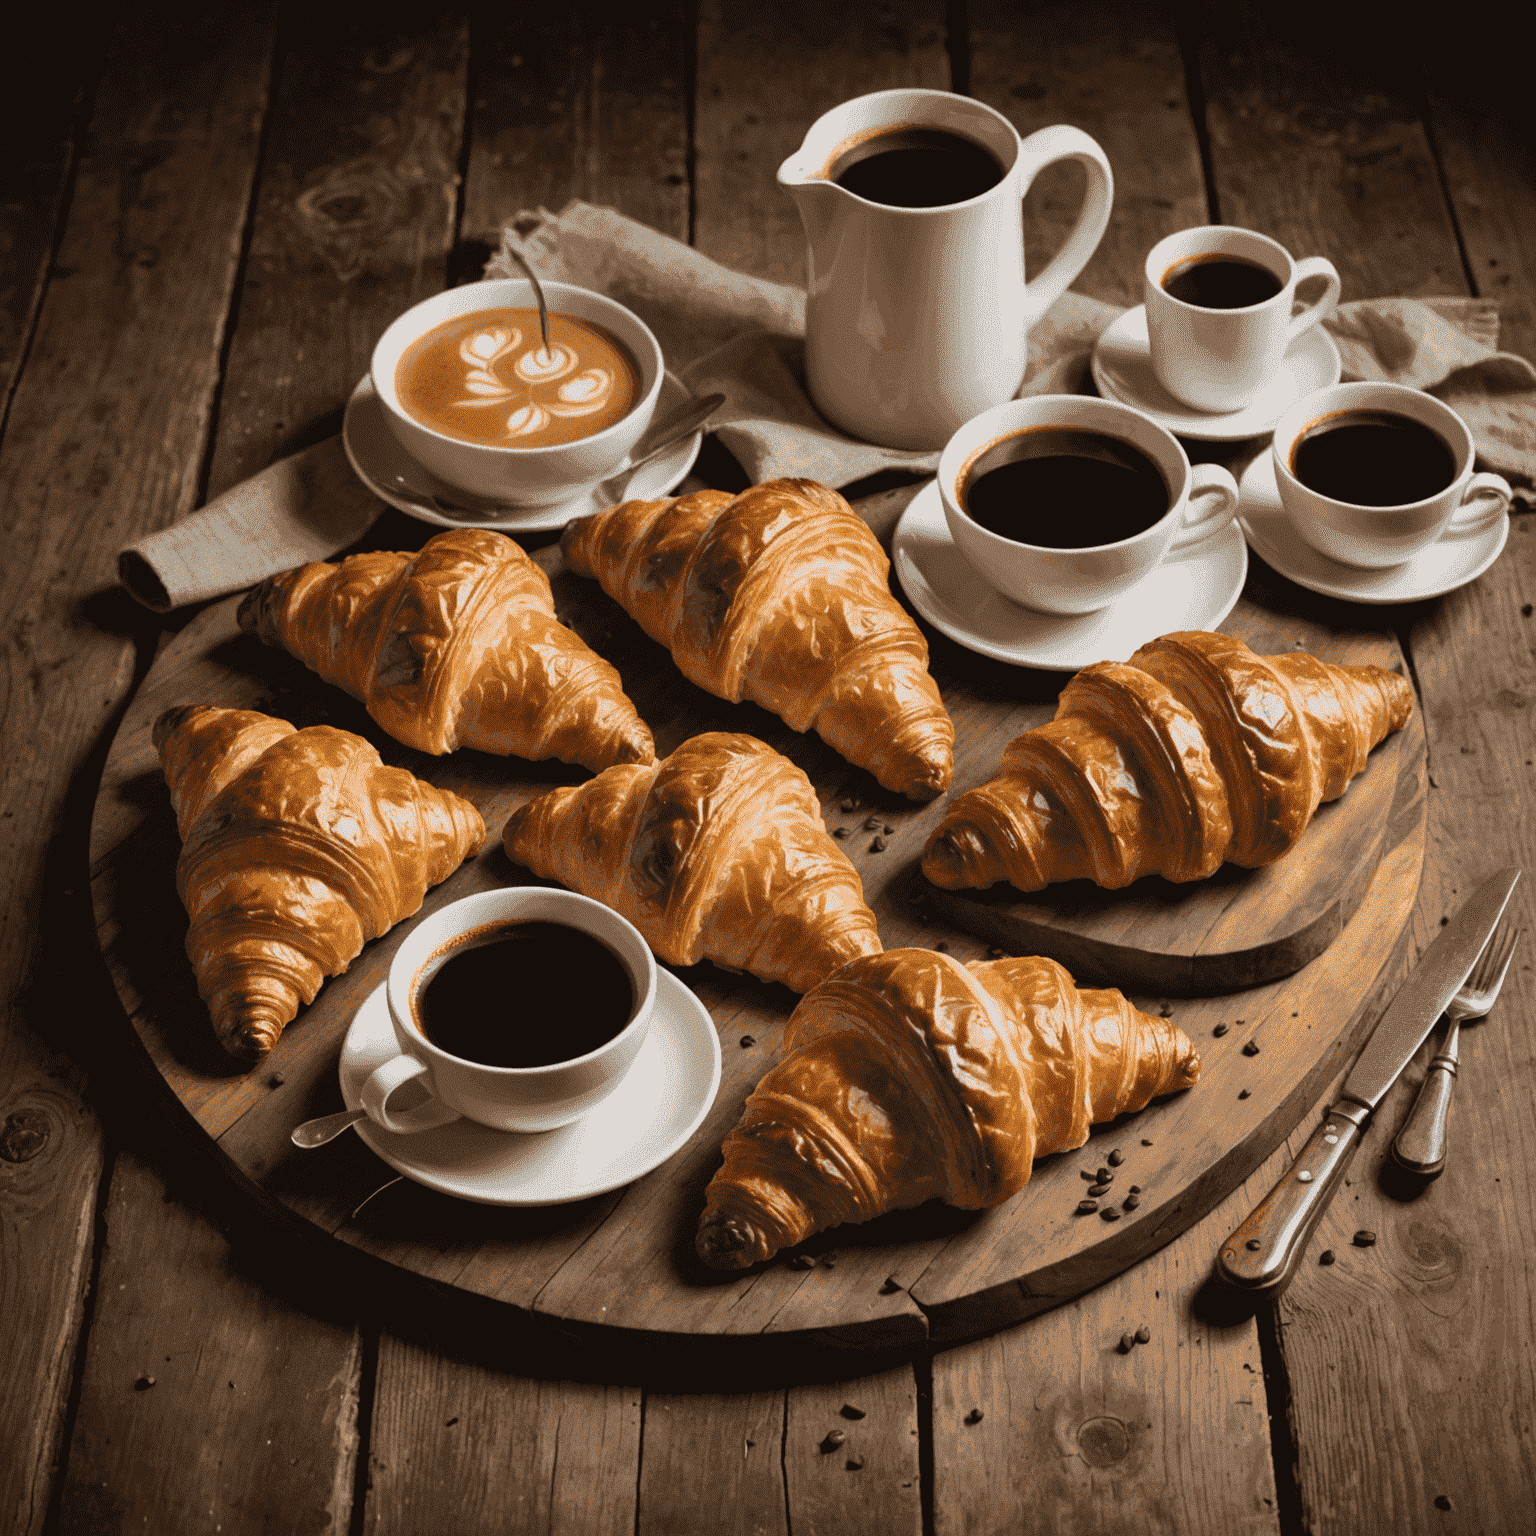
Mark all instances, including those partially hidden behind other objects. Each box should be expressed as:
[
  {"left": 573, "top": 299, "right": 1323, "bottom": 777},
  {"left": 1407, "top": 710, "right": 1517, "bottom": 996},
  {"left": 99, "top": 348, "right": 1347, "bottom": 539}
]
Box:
[
  {"left": 360, "top": 886, "right": 658, "bottom": 1136},
  {"left": 1144, "top": 226, "right": 1341, "bottom": 413},
  {"left": 370, "top": 278, "right": 664, "bottom": 509},
  {"left": 937, "top": 395, "right": 1240, "bottom": 615},
  {"left": 1271, "top": 382, "right": 1513, "bottom": 569}
]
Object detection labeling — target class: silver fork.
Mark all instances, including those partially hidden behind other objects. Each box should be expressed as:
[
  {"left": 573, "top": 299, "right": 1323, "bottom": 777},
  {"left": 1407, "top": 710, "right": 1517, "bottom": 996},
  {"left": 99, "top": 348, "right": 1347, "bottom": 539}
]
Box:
[{"left": 1391, "top": 918, "right": 1520, "bottom": 1178}]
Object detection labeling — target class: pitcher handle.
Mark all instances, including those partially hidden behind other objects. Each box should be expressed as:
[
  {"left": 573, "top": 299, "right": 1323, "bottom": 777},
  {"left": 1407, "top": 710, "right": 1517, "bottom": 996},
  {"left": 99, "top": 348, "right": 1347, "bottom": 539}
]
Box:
[{"left": 1017, "top": 126, "right": 1115, "bottom": 329}]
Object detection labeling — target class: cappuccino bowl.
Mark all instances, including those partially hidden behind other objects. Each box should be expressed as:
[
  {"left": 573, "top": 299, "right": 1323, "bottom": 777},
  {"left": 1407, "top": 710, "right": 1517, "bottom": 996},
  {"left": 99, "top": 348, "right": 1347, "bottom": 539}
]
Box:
[
  {"left": 370, "top": 278, "right": 664, "bottom": 509},
  {"left": 361, "top": 886, "right": 659, "bottom": 1136},
  {"left": 938, "top": 395, "right": 1239, "bottom": 615}
]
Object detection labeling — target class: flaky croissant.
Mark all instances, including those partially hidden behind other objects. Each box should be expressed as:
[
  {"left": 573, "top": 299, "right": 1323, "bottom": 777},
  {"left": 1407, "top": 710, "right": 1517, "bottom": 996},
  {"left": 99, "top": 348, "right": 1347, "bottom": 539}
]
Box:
[
  {"left": 238, "top": 527, "right": 654, "bottom": 772},
  {"left": 560, "top": 478, "right": 954, "bottom": 800},
  {"left": 922, "top": 630, "right": 1414, "bottom": 894},
  {"left": 156, "top": 705, "right": 484, "bottom": 1062},
  {"left": 502, "top": 731, "right": 882, "bottom": 993},
  {"left": 696, "top": 948, "right": 1199, "bottom": 1268}
]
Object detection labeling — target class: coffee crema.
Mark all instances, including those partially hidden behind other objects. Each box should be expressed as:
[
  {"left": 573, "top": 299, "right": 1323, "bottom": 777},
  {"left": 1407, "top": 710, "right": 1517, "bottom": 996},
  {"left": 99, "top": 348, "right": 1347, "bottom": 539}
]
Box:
[
  {"left": 412, "top": 919, "right": 634, "bottom": 1069},
  {"left": 962, "top": 428, "right": 1170, "bottom": 549},
  {"left": 830, "top": 126, "right": 1005, "bottom": 208},
  {"left": 1160, "top": 255, "right": 1283, "bottom": 310},
  {"left": 1290, "top": 410, "right": 1458, "bottom": 506},
  {"left": 395, "top": 308, "right": 640, "bottom": 449}
]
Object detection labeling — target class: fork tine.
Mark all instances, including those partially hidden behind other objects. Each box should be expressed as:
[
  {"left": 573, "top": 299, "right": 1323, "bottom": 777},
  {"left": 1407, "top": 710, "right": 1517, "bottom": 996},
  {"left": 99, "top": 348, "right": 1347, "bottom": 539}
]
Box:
[{"left": 1469, "top": 919, "right": 1520, "bottom": 996}]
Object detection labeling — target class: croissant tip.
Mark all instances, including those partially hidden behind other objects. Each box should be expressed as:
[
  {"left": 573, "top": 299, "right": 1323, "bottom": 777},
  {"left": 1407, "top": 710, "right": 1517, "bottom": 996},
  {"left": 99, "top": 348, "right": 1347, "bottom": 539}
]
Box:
[{"left": 695, "top": 1214, "right": 773, "bottom": 1271}]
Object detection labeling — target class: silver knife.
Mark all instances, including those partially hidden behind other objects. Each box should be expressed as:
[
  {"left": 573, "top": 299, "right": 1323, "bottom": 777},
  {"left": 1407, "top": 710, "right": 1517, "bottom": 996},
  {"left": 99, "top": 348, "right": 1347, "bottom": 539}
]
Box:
[{"left": 1217, "top": 864, "right": 1522, "bottom": 1298}]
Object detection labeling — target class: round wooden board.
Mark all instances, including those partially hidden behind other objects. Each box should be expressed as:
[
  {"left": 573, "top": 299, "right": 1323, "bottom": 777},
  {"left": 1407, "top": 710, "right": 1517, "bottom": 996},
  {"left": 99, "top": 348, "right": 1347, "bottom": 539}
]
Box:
[{"left": 88, "top": 522, "right": 1427, "bottom": 1378}]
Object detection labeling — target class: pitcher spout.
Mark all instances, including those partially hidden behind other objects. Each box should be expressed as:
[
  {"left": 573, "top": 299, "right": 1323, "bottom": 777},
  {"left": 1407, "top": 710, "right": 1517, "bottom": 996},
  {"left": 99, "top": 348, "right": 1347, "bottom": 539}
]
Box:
[{"left": 776, "top": 155, "right": 849, "bottom": 258}]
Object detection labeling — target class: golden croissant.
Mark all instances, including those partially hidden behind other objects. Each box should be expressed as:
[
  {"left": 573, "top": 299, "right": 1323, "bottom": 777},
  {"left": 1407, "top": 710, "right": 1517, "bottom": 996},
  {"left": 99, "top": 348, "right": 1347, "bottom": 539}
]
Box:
[
  {"left": 502, "top": 731, "right": 883, "bottom": 993},
  {"left": 238, "top": 527, "right": 654, "bottom": 772},
  {"left": 560, "top": 478, "right": 954, "bottom": 800},
  {"left": 156, "top": 705, "right": 484, "bottom": 1062},
  {"left": 696, "top": 948, "right": 1199, "bottom": 1268},
  {"left": 922, "top": 630, "right": 1414, "bottom": 894}
]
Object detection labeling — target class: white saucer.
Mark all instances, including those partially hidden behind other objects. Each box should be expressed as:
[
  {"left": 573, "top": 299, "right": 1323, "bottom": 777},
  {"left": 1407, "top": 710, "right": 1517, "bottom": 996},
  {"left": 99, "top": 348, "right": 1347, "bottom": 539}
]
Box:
[
  {"left": 343, "top": 369, "right": 704, "bottom": 534},
  {"left": 892, "top": 478, "right": 1248, "bottom": 670},
  {"left": 1091, "top": 305, "right": 1342, "bottom": 441},
  {"left": 337, "top": 972, "right": 721, "bottom": 1207},
  {"left": 1238, "top": 453, "right": 1511, "bottom": 605}
]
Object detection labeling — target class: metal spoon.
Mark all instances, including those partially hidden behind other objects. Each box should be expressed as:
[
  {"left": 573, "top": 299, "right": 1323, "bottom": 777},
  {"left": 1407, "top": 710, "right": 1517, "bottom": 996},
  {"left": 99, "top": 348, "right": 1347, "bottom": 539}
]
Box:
[
  {"left": 505, "top": 246, "right": 552, "bottom": 361},
  {"left": 391, "top": 391, "right": 725, "bottom": 521},
  {"left": 290, "top": 1107, "right": 368, "bottom": 1148}
]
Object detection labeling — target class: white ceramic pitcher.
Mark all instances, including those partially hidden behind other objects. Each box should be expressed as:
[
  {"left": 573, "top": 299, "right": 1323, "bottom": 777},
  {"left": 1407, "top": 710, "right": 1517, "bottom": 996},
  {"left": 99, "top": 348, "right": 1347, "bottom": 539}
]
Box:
[{"left": 778, "top": 88, "right": 1114, "bottom": 451}]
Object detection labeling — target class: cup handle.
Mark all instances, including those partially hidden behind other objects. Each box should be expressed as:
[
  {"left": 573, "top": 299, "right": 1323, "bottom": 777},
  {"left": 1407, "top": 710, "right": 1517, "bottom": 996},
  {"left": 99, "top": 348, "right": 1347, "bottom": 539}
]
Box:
[
  {"left": 1016, "top": 126, "right": 1115, "bottom": 329},
  {"left": 1286, "top": 257, "right": 1342, "bottom": 344},
  {"left": 359, "top": 1054, "right": 459, "bottom": 1135},
  {"left": 1445, "top": 471, "right": 1513, "bottom": 538},
  {"left": 1169, "top": 463, "right": 1241, "bottom": 553}
]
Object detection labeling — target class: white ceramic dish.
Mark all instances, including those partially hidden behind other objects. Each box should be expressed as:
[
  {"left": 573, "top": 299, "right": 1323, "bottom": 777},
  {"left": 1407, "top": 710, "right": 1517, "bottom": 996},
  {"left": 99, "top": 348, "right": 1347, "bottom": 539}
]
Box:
[
  {"left": 343, "top": 369, "right": 704, "bottom": 534},
  {"left": 1238, "top": 453, "right": 1511, "bottom": 605},
  {"left": 893, "top": 477, "right": 1247, "bottom": 670},
  {"left": 338, "top": 972, "right": 721, "bottom": 1207},
  {"left": 1091, "top": 304, "right": 1342, "bottom": 442}
]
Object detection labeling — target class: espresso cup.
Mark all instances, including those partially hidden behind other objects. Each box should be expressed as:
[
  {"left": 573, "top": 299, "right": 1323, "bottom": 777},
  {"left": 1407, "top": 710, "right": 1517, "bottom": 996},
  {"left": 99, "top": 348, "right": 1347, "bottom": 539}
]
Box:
[
  {"left": 1271, "top": 382, "right": 1513, "bottom": 569},
  {"left": 370, "top": 278, "right": 664, "bottom": 509},
  {"left": 938, "top": 395, "right": 1240, "bottom": 615},
  {"left": 360, "top": 886, "right": 658, "bottom": 1136},
  {"left": 1144, "top": 226, "right": 1341, "bottom": 413}
]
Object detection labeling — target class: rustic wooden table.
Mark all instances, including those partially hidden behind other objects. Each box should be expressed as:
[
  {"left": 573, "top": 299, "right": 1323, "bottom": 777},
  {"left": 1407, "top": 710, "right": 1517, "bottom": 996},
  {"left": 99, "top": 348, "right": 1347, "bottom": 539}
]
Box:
[{"left": 4, "top": 4, "right": 1532, "bottom": 1532}]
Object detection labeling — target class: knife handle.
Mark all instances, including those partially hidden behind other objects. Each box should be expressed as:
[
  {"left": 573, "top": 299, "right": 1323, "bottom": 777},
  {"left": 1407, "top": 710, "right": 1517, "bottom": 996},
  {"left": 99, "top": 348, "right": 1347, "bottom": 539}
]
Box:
[
  {"left": 1217, "top": 1099, "right": 1369, "bottom": 1299},
  {"left": 1390, "top": 1022, "right": 1460, "bottom": 1179}
]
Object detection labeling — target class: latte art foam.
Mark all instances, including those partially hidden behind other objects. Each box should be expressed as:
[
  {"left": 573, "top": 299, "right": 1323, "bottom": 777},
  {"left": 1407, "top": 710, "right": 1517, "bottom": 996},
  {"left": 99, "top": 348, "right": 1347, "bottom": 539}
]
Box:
[{"left": 396, "top": 307, "right": 640, "bottom": 448}]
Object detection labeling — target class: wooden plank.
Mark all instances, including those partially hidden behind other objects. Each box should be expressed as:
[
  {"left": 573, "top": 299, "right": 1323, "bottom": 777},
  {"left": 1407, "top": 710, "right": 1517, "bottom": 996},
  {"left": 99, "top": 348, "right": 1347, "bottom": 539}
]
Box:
[
  {"left": 0, "top": 8, "right": 275, "bottom": 1533},
  {"left": 969, "top": 0, "right": 1207, "bottom": 307},
  {"left": 55, "top": 1150, "right": 360, "bottom": 1534},
  {"left": 461, "top": 0, "right": 689, "bottom": 256},
  {"left": 932, "top": 1147, "right": 1292, "bottom": 1535},
  {"left": 693, "top": 0, "right": 950, "bottom": 284},
  {"left": 365, "top": 1328, "right": 641, "bottom": 1534},
  {"left": 1195, "top": 7, "right": 1536, "bottom": 1530}
]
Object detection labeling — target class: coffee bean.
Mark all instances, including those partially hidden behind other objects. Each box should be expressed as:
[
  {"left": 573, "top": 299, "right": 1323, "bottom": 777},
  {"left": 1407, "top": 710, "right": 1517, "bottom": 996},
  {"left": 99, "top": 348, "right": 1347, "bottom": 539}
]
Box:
[
  {"left": 1081, "top": 1169, "right": 1097, "bottom": 1181},
  {"left": 788, "top": 1254, "right": 815, "bottom": 1270},
  {"left": 822, "top": 1256, "right": 836, "bottom": 1268},
  {"left": 1319, "top": 1249, "right": 1336, "bottom": 1266},
  {"left": 965, "top": 1408, "right": 984, "bottom": 1424},
  {"left": 841, "top": 1404, "right": 866, "bottom": 1420},
  {"left": 1123, "top": 1195, "right": 1140, "bottom": 1211},
  {"left": 1242, "top": 1041, "right": 1261, "bottom": 1056},
  {"left": 1212, "top": 1022, "right": 1229, "bottom": 1037},
  {"left": 1353, "top": 1230, "right": 1377, "bottom": 1247},
  {"left": 1135, "top": 1325, "right": 1151, "bottom": 1343},
  {"left": 1235, "top": 1019, "right": 1246, "bottom": 1026},
  {"left": 865, "top": 815, "right": 882, "bottom": 830},
  {"left": 821, "top": 1430, "right": 846, "bottom": 1451},
  {"left": 1246, "top": 1239, "right": 1262, "bottom": 1251},
  {"left": 1118, "top": 1333, "right": 1135, "bottom": 1354},
  {"left": 833, "top": 826, "right": 850, "bottom": 839},
  {"left": 1078, "top": 1199, "right": 1099, "bottom": 1214},
  {"left": 739, "top": 1034, "right": 756, "bottom": 1047},
  {"left": 933, "top": 939, "right": 949, "bottom": 951},
  {"left": 1158, "top": 1004, "right": 1173, "bottom": 1017},
  {"left": 1108, "top": 1149, "right": 1124, "bottom": 1166},
  {"left": 871, "top": 835, "right": 888, "bottom": 852},
  {"left": 840, "top": 797, "right": 858, "bottom": 811},
  {"left": 846, "top": 1458, "right": 865, "bottom": 1471},
  {"left": 1140, "top": 1138, "right": 1153, "bottom": 1146},
  {"left": 1434, "top": 1495, "right": 1453, "bottom": 1511},
  {"left": 1129, "top": 1185, "right": 1141, "bottom": 1194},
  {"left": 1087, "top": 1184, "right": 1109, "bottom": 1197},
  {"left": 267, "top": 1073, "right": 284, "bottom": 1088},
  {"left": 1238, "top": 1089, "right": 1251, "bottom": 1099},
  {"left": 883, "top": 824, "right": 895, "bottom": 836},
  {"left": 135, "top": 1375, "right": 156, "bottom": 1391},
  {"left": 1097, "top": 1167, "right": 1113, "bottom": 1182},
  {"left": 1101, "top": 1207, "right": 1121, "bottom": 1221}
]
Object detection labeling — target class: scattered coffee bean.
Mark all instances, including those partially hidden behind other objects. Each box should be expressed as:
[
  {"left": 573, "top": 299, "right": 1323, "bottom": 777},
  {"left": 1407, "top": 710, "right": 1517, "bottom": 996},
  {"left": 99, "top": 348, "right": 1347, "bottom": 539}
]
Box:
[
  {"left": 1246, "top": 1239, "right": 1262, "bottom": 1251},
  {"left": 1118, "top": 1333, "right": 1135, "bottom": 1354},
  {"left": 1123, "top": 1195, "right": 1140, "bottom": 1211},
  {"left": 1524, "top": 605, "right": 1534, "bottom": 618},
  {"left": 1242, "top": 1041, "right": 1261, "bottom": 1056},
  {"left": 1078, "top": 1199, "right": 1099, "bottom": 1215},
  {"left": 880, "top": 1277, "right": 902, "bottom": 1294},
  {"left": 740, "top": 1034, "right": 756, "bottom": 1048},
  {"left": 1096, "top": 1167, "right": 1113, "bottom": 1182},
  {"left": 1353, "top": 1230, "right": 1377, "bottom": 1247},
  {"left": 1129, "top": 1184, "right": 1141, "bottom": 1194},
  {"left": 840, "top": 797, "right": 858, "bottom": 811},
  {"left": 865, "top": 815, "right": 882, "bottom": 830},
  {"left": 883, "top": 824, "right": 895, "bottom": 835},
  {"left": 1235, "top": 1019, "right": 1246, "bottom": 1027},
  {"left": 135, "top": 1375, "right": 156, "bottom": 1391},
  {"left": 1319, "top": 1249, "right": 1336, "bottom": 1266},
  {"left": 841, "top": 1404, "right": 866, "bottom": 1420},
  {"left": 1081, "top": 1168, "right": 1097, "bottom": 1181},
  {"left": 822, "top": 1256, "right": 836, "bottom": 1269},
  {"left": 1238, "top": 1089, "right": 1251, "bottom": 1099},
  {"left": 1434, "top": 1495, "right": 1453, "bottom": 1511},
  {"left": 1135, "top": 1325, "right": 1151, "bottom": 1343},
  {"left": 1108, "top": 1149, "right": 1124, "bottom": 1166},
  {"left": 1140, "top": 1138, "right": 1153, "bottom": 1146},
  {"left": 933, "top": 940, "right": 949, "bottom": 951},
  {"left": 1101, "top": 1207, "right": 1121, "bottom": 1221},
  {"left": 821, "top": 1430, "right": 846, "bottom": 1451},
  {"left": 964, "top": 1408, "right": 984, "bottom": 1424},
  {"left": 1087, "top": 1184, "right": 1109, "bottom": 1197},
  {"left": 445, "top": 1417, "right": 459, "bottom": 1427},
  {"left": 1158, "top": 1004, "right": 1173, "bottom": 1017},
  {"left": 871, "top": 836, "right": 888, "bottom": 852},
  {"left": 788, "top": 1254, "right": 815, "bottom": 1270},
  {"left": 846, "top": 1458, "right": 865, "bottom": 1471},
  {"left": 1212, "top": 1022, "right": 1229, "bottom": 1037},
  {"left": 833, "top": 826, "right": 850, "bottom": 839},
  {"left": 267, "top": 1073, "right": 284, "bottom": 1088}
]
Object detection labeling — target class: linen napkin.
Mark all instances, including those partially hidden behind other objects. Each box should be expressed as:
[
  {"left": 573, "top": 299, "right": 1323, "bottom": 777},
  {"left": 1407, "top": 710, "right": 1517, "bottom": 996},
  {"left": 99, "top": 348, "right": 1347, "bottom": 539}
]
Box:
[{"left": 117, "top": 199, "right": 1535, "bottom": 612}]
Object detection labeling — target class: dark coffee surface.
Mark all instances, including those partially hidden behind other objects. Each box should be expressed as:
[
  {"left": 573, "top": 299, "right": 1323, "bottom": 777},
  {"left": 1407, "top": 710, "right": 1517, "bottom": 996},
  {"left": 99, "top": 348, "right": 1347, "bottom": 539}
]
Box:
[
  {"left": 416, "top": 921, "right": 634, "bottom": 1068},
  {"left": 1291, "top": 411, "right": 1458, "bottom": 506},
  {"left": 832, "top": 127, "right": 1003, "bottom": 208},
  {"left": 963, "top": 428, "right": 1169, "bottom": 549},
  {"left": 1162, "top": 255, "right": 1283, "bottom": 309}
]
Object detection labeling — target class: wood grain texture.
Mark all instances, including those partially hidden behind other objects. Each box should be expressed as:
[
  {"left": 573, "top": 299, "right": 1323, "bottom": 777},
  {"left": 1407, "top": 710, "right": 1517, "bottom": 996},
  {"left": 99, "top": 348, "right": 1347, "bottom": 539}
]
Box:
[
  {"left": 55, "top": 1150, "right": 360, "bottom": 1535},
  {"left": 461, "top": 1, "right": 689, "bottom": 255},
  {"left": 931, "top": 1145, "right": 1298, "bottom": 1536},
  {"left": 693, "top": 0, "right": 950, "bottom": 284},
  {"left": 0, "top": 9, "right": 275, "bottom": 1533},
  {"left": 366, "top": 1329, "right": 641, "bottom": 1534},
  {"left": 969, "top": 0, "right": 1207, "bottom": 307}
]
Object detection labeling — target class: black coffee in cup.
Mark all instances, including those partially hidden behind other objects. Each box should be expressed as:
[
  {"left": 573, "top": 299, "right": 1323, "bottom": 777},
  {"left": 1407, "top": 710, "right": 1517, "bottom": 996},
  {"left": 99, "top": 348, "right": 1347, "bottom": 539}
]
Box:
[
  {"left": 1290, "top": 410, "right": 1458, "bottom": 506},
  {"left": 413, "top": 920, "right": 634, "bottom": 1068},
  {"left": 831, "top": 127, "right": 1004, "bottom": 208},
  {"left": 1161, "top": 255, "right": 1283, "bottom": 309},
  {"left": 962, "top": 428, "right": 1170, "bottom": 549}
]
